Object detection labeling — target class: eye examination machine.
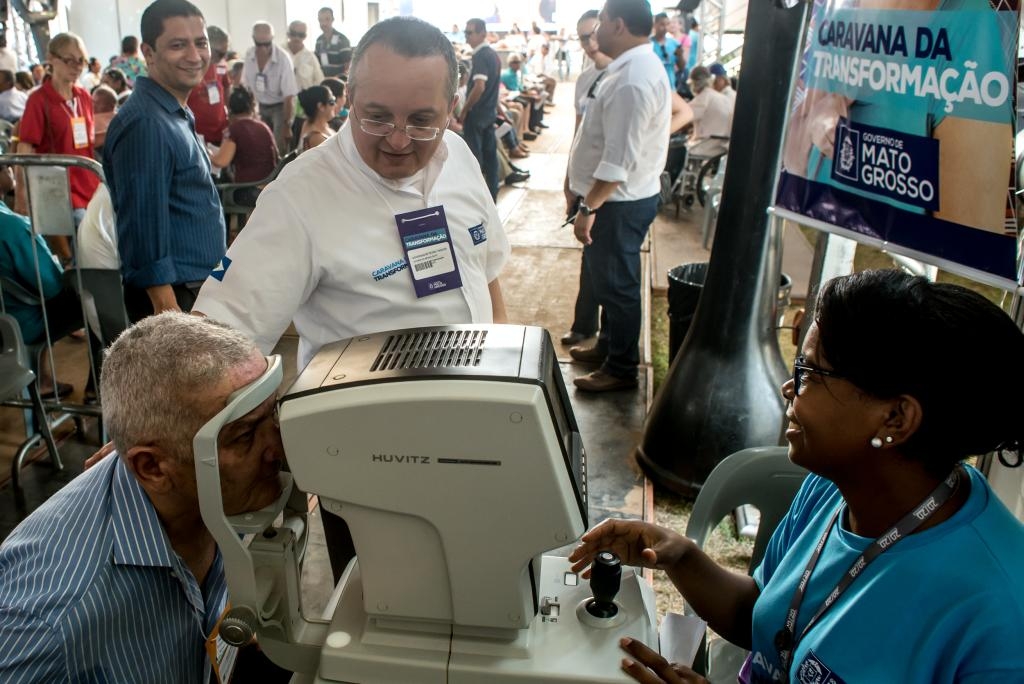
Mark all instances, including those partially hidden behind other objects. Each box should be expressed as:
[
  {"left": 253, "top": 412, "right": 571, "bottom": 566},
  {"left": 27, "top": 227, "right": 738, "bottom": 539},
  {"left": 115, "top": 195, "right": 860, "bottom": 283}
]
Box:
[{"left": 195, "top": 324, "right": 659, "bottom": 683}]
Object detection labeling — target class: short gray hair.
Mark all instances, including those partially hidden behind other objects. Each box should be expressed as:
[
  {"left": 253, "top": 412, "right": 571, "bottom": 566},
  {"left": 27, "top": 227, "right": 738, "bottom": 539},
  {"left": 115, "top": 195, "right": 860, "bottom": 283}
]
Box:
[
  {"left": 101, "top": 313, "right": 258, "bottom": 461},
  {"left": 689, "top": 65, "right": 711, "bottom": 93},
  {"left": 348, "top": 17, "right": 458, "bottom": 102}
]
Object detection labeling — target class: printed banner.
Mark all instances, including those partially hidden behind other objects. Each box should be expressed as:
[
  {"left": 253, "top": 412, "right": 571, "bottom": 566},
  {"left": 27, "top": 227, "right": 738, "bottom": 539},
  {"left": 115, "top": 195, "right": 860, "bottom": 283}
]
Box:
[{"left": 774, "top": 0, "right": 1021, "bottom": 287}]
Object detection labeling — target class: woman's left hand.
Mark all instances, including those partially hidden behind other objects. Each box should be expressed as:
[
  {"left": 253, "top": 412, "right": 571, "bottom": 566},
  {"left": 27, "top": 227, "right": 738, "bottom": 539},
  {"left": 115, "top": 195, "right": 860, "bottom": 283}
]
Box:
[{"left": 619, "top": 637, "right": 708, "bottom": 684}]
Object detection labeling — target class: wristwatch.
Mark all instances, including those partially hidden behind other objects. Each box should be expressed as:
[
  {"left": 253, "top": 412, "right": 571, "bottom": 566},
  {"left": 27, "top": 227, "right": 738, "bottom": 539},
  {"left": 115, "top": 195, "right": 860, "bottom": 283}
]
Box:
[{"left": 578, "top": 202, "right": 596, "bottom": 216}]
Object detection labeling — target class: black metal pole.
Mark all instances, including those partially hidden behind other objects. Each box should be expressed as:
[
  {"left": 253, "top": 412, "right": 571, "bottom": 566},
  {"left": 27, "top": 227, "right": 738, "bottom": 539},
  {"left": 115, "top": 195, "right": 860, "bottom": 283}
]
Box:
[{"left": 636, "top": 0, "right": 808, "bottom": 496}]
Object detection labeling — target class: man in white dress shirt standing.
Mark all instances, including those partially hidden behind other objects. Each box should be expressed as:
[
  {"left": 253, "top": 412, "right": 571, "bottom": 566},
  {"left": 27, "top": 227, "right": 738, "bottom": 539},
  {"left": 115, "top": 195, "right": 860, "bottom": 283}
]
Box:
[
  {"left": 285, "top": 20, "right": 324, "bottom": 90},
  {"left": 566, "top": 0, "right": 671, "bottom": 392},
  {"left": 242, "top": 22, "right": 298, "bottom": 152}
]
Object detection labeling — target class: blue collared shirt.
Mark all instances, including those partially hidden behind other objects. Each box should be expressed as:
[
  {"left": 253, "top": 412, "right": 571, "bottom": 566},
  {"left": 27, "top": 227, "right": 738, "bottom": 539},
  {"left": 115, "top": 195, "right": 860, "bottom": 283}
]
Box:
[
  {"left": 0, "top": 454, "right": 227, "bottom": 683},
  {"left": 103, "top": 76, "right": 226, "bottom": 289}
]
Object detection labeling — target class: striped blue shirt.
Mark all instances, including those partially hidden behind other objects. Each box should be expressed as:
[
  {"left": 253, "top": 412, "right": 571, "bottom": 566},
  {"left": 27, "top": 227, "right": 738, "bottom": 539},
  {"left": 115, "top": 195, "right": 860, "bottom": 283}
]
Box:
[
  {"left": 103, "top": 76, "right": 226, "bottom": 289},
  {"left": 0, "top": 454, "right": 227, "bottom": 683}
]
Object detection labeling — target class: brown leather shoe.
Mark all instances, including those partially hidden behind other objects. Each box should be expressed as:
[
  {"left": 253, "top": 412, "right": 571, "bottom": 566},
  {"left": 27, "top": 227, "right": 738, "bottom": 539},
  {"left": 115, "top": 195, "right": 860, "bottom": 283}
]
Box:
[
  {"left": 560, "top": 330, "right": 593, "bottom": 346},
  {"left": 573, "top": 370, "right": 638, "bottom": 392},
  {"left": 569, "top": 344, "right": 606, "bottom": 364}
]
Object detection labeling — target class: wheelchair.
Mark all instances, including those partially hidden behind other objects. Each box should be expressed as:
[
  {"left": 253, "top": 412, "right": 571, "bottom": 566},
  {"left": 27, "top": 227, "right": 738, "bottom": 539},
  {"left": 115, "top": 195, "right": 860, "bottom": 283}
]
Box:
[{"left": 661, "top": 134, "right": 729, "bottom": 214}]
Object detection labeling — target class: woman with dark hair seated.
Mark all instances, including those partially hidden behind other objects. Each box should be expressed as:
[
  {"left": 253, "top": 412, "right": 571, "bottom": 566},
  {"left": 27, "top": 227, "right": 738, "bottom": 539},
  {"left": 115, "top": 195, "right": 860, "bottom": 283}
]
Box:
[
  {"left": 297, "top": 85, "right": 336, "bottom": 152},
  {"left": 571, "top": 269, "right": 1024, "bottom": 684},
  {"left": 100, "top": 67, "right": 128, "bottom": 95},
  {"left": 209, "top": 86, "right": 279, "bottom": 207},
  {"left": 320, "top": 77, "right": 348, "bottom": 131},
  {"left": 296, "top": 84, "right": 335, "bottom": 151}
]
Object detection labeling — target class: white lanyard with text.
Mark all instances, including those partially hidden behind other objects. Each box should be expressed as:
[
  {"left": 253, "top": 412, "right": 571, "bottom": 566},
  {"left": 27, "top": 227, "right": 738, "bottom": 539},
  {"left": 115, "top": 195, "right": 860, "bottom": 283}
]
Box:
[{"left": 774, "top": 465, "right": 963, "bottom": 680}]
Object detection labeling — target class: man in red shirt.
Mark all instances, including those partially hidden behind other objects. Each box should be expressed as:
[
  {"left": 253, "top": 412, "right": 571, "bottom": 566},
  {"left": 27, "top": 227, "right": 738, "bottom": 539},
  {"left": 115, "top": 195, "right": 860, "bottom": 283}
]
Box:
[
  {"left": 187, "top": 25, "right": 231, "bottom": 146},
  {"left": 15, "top": 32, "right": 101, "bottom": 261}
]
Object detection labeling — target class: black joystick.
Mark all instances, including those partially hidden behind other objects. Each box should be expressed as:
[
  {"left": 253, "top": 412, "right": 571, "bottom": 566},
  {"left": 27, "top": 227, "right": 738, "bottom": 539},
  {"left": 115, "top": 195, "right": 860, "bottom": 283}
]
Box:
[{"left": 585, "top": 550, "right": 622, "bottom": 619}]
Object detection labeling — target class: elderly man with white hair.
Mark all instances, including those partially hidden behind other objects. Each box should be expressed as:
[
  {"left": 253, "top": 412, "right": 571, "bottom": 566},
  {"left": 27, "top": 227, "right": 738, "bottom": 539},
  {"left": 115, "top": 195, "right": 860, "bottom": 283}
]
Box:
[
  {"left": 0, "top": 313, "right": 285, "bottom": 683},
  {"left": 242, "top": 20, "right": 299, "bottom": 150},
  {"left": 687, "top": 64, "right": 733, "bottom": 140},
  {"left": 285, "top": 19, "right": 324, "bottom": 90}
]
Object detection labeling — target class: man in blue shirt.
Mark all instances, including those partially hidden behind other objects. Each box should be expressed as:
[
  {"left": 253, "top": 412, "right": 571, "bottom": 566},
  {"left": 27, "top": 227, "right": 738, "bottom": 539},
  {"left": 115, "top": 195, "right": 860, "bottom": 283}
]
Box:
[
  {"left": 650, "top": 12, "right": 681, "bottom": 87},
  {"left": 457, "top": 17, "right": 501, "bottom": 200},
  {"left": 0, "top": 313, "right": 285, "bottom": 683},
  {"left": 103, "top": 0, "right": 226, "bottom": 323}
]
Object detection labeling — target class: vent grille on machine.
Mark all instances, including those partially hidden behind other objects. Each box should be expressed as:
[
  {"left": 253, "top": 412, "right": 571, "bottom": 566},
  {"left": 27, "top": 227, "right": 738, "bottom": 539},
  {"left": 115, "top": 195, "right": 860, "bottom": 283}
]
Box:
[{"left": 371, "top": 329, "right": 489, "bottom": 371}]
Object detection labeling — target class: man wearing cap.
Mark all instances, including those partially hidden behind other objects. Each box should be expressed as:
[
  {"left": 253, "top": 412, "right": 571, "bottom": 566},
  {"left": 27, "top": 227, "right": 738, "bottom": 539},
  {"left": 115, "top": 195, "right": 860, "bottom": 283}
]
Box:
[{"left": 709, "top": 62, "right": 735, "bottom": 105}]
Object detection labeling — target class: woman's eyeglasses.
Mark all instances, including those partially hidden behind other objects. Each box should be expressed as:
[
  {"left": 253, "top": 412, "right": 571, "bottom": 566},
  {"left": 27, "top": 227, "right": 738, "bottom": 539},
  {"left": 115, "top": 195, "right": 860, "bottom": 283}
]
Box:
[
  {"left": 792, "top": 355, "right": 845, "bottom": 395},
  {"left": 54, "top": 55, "right": 87, "bottom": 68}
]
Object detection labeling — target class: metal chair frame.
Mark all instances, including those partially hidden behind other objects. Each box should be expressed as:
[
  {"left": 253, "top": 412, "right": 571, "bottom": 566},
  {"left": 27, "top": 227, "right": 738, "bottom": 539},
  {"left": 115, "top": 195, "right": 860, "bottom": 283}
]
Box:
[
  {"left": 0, "top": 153, "right": 106, "bottom": 489},
  {"left": 683, "top": 446, "right": 808, "bottom": 681}
]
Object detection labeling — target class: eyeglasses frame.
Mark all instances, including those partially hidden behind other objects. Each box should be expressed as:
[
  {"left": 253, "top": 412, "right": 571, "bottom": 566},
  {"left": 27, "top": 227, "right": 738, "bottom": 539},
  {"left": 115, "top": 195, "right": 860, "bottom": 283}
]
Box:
[
  {"left": 792, "top": 355, "right": 845, "bottom": 396},
  {"left": 353, "top": 107, "right": 447, "bottom": 142}
]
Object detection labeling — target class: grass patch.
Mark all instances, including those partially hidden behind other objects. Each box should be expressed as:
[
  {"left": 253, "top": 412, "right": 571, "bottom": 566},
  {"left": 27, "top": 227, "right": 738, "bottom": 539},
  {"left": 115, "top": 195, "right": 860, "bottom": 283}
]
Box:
[
  {"left": 651, "top": 293, "right": 670, "bottom": 396},
  {"left": 651, "top": 484, "right": 755, "bottom": 618}
]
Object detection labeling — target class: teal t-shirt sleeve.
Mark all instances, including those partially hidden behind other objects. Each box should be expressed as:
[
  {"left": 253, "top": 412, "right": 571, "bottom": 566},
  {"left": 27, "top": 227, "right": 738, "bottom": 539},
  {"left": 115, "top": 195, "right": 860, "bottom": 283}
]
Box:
[
  {"left": 31, "top": 234, "right": 63, "bottom": 300},
  {"left": 10, "top": 219, "right": 63, "bottom": 300},
  {"left": 500, "top": 70, "right": 517, "bottom": 91},
  {"left": 753, "top": 474, "right": 835, "bottom": 589}
]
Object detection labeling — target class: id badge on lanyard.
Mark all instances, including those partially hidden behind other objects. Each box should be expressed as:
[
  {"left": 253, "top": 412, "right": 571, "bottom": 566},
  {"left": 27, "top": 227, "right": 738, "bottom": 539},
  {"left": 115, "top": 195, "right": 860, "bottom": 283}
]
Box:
[
  {"left": 207, "top": 81, "right": 221, "bottom": 105},
  {"left": 71, "top": 117, "right": 89, "bottom": 148},
  {"left": 67, "top": 98, "right": 89, "bottom": 149},
  {"left": 395, "top": 205, "right": 463, "bottom": 298},
  {"left": 255, "top": 73, "right": 267, "bottom": 94}
]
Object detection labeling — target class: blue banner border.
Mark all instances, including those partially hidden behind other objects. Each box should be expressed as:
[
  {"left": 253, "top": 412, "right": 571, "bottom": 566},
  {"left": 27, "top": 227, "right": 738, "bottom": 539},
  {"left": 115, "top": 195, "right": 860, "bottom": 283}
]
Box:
[{"left": 776, "top": 170, "right": 1018, "bottom": 282}]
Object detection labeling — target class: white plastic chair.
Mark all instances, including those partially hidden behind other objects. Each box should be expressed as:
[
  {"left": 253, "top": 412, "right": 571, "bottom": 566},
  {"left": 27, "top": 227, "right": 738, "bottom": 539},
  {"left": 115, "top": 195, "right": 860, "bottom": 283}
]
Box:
[{"left": 683, "top": 446, "right": 808, "bottom": 682}]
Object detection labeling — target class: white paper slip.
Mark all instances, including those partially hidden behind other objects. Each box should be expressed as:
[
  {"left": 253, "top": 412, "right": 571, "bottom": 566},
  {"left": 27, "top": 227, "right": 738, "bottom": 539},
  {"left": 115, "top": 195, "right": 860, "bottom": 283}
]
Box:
[{"left": 659, "top": 612, "right": 707, "bottom": 667}]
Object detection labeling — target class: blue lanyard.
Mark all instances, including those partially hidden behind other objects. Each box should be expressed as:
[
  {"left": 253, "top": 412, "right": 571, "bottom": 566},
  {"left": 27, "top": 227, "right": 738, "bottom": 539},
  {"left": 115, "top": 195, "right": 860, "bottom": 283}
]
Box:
[{"left": 774, "top": 466, "right": 963, "bottom": 680}]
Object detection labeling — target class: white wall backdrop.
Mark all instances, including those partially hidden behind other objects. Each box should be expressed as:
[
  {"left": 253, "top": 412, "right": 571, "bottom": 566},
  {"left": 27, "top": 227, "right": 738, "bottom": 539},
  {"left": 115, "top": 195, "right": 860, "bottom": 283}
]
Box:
[
  {"left": 62, "top": 0, "right": 586, "bottom": 66},
  {"left": 65, "top": 0, "right": 289, "bottom": 65}
]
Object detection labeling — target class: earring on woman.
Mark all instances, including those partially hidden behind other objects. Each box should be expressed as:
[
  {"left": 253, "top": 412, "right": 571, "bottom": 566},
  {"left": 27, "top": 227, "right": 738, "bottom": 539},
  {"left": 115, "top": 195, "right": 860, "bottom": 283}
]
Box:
[{"left": 871, "top": 437, "right": 883, "bottom": 448}]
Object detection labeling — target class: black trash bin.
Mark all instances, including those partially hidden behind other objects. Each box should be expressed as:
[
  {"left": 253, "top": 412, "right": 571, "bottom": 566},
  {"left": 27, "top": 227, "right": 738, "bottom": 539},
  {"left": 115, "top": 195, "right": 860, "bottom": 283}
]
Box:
[
  {"left": 667, "top": 263, "right": 793, "bottom": 360},
  {"left": 667, "top": 263, "right": 708, "bottom": 361}
]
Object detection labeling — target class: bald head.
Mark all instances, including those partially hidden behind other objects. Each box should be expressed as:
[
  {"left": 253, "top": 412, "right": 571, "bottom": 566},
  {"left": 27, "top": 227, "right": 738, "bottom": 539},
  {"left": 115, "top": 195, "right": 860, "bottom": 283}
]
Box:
[{"left": 252, "top": 21, "right": 274, "bottom": 48}]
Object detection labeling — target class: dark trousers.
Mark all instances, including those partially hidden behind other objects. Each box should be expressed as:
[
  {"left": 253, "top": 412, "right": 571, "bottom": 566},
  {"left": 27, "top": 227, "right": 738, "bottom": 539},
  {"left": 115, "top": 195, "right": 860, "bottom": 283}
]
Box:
[
  {"left": 571, "top": 249, "right": 599, "bottom": 337},
  {"left": 583, "top": 195, "right": 659, "bottom": 379},
  {"left": 123, "top": 281, "right": 201, "bottom": 324},
  {"left": 462, "top": 113, "right": 500, "bottom": 201}
]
